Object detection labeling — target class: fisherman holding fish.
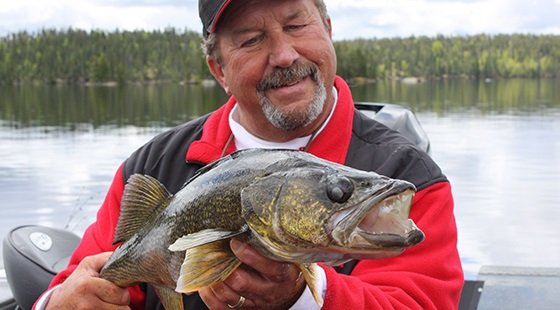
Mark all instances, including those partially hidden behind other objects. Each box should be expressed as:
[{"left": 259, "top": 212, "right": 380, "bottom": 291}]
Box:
[{"left": 35, "top": 0, "right": 464, "bottom": 309}]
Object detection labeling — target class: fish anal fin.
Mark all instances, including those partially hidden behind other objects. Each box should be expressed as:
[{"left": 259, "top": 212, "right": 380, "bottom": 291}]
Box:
[
  {"left": 175, "top": 239, "right": 241, "bottom": 293},
  {"left": 296, "top": 263, "right": 324, "bottom": 307},
  {"left": 153, "top": 285, "right": 184, "bottom": 310},
  {"left": 114, "top": 174, "right": 172, "bottom": 244}
]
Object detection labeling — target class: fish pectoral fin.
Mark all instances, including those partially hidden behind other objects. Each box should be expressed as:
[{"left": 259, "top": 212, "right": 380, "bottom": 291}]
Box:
[
  {"left": 168, "top": 227, "right": 248, "bottom": 252},
  {"left": 175, "top": 239, "right": 242, "bottom": 293},
  {"left": 296, "top": 263, "right": 324, "bottom": 307},
  {"left": 153, "top": 285, "right": 184, "bottom": 310}
]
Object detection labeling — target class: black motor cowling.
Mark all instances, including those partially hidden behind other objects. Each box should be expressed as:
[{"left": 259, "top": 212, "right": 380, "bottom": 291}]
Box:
[{"left": 2, "top": 226, "right": 80, "bottom": 310}]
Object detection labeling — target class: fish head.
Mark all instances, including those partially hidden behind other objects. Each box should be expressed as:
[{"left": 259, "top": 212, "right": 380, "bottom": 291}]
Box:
[{"left": 241, "top": 162, "right": 424, "bottom": 262}]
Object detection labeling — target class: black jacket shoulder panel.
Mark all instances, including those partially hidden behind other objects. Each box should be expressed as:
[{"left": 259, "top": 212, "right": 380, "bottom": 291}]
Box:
[
  {"left": 122, "top": 114, "right": 211, "bottom": 194},
  {"left": 346, "top": 109, "right": 447, "bottom": 191}
]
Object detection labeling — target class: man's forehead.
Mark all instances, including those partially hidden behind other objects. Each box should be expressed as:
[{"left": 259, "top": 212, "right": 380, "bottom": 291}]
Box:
[{"left": 221, "top": 5, "right": 308, "bottom": 33}]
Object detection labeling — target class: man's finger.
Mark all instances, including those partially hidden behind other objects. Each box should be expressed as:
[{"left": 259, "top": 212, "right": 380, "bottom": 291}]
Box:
[
  {"left": 83, "top": 252, "right": 113, "bottom": 275},
  {"left": 81, "top": 252, "right": 131, "bottom": 306},
  {"left": 230, "top": 239, "right": 295, "bottom": 282}
]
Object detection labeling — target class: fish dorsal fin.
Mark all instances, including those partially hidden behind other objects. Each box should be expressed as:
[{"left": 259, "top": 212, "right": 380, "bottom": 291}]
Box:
[
  {"left": 113, "top": 173, "right": 173, "bottom": 244},
  {"left": 180, "top": 155, "right": 232, "bottom": 189},
  {"left": 174, "top": 239, "right": 242, "bottom": 293}
]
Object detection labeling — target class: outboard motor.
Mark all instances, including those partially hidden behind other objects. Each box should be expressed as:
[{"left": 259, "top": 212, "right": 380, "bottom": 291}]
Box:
[
  {"left": 355, "top": 102, "right": 431, "bottom": 154},
  {"left": 2, "top": 226, "right": 80, "bottom": 310}
]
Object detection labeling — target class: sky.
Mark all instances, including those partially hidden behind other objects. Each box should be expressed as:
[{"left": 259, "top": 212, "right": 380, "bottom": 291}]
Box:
[{"left": 0, "top": 0, "right": 559, "bottom": 40}]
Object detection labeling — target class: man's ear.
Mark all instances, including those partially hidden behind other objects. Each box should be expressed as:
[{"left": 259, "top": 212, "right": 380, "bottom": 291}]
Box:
[
  {"left": 326, "top": 15, "right": 333, "bottom": 39},
  {"left": 207, "top": 56, "right": 231, "bottom": 95}
]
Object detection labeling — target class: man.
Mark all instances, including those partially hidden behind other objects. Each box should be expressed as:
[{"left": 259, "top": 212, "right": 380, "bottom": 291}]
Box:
[{"left": 36, "top": 0, "right": 463, "bottom": 309}]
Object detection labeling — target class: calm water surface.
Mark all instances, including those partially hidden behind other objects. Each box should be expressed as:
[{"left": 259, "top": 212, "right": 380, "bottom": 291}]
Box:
[{"left": 1, "top": 79, "right": 559, "bottom": 280}]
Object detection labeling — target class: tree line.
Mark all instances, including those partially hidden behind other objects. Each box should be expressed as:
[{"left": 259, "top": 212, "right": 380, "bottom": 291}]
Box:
[
  {"left": 0, "top": 28, "right": 558, "bottom": 84},
  {"left": 0, "top": 28, "right": 208, "bottom": 84},
  {"left": 334, "top": 34, "right": 560, "bottom": 80}
]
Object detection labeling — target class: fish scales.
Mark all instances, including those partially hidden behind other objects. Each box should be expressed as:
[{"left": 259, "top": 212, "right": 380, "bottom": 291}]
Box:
[{"left": 99, "top": 149, "right": 425, "bottom": 310}]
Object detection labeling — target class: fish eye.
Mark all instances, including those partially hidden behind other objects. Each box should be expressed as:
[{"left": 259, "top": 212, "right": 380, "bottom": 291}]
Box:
[{"left": 327, "top": 176, "right": 354, "bottom": 203}]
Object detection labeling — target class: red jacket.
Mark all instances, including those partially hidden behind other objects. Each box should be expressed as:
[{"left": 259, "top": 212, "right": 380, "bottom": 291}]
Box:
[{"left": 41, "top": 77, "right": 463, "bottom": 309}]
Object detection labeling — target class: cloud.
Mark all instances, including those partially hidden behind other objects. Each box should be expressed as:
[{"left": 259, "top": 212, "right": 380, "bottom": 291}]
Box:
[
  {"left": 325, "top": 0, "right": 560, "bottom": 39},
  {"left": 0, "top": 0, "right": 558, "bottom": 39},
  {"left": 0, "top": 0, "right": 200, "bottom": 36}
]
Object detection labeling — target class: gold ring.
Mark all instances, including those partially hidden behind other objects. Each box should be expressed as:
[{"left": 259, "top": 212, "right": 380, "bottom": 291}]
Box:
[{"left": 228, "top": 295, "right": 246, "bottom": 308}]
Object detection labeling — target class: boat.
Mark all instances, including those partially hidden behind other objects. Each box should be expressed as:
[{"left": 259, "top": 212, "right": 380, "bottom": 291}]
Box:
[{"left": 354, "top": 102, "right": 430, "bottom": 154}]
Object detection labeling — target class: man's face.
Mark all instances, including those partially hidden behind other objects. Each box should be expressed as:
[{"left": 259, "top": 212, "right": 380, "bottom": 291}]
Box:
[{"left": 207, "top": 0, "right": 337, "bottom": 138}]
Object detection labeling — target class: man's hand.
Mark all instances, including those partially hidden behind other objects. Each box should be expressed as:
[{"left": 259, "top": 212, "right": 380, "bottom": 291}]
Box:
[
  {"left": 45, "top": 252, "right": 131, "bottom": 310},
  {"left": 199, "top": 239, "right": 306, "bottom": 310}
]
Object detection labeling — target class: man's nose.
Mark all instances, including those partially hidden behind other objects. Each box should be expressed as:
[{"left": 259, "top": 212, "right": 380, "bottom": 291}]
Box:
[{"left": 268, "top": 34, "right": 299, "bottom": 68}]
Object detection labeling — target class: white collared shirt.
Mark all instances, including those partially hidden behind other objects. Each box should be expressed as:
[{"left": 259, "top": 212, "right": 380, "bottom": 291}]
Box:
[{"left": 229, "top": 87, "right": 338, "bottom": 151}]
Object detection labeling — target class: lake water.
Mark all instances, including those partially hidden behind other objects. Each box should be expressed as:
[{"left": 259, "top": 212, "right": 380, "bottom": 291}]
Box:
[{"left": 1, "top": 79, "right": 559, "bottom": 280}]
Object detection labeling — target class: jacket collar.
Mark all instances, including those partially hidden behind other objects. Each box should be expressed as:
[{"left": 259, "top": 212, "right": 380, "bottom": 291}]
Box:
[{"left": 186, "top": 76, "right": 354, "bottom": 165}]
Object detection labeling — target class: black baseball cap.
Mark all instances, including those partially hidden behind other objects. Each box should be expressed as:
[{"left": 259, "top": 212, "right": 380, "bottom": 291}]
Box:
[{"left": 199, "top": 0, "right": 232, "bottom": 39}]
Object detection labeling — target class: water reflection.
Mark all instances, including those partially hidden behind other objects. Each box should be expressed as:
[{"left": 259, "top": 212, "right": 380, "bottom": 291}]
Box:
[
  {"left": 416, "top": 113, "right": 560, "bottom": 278},
  {"left": 351, "top": 78, "right": 560, "bottom": 115},
  {"left": 0, "top": 79, "right": 559, "bottom": 277},
  {"left": 2, "top": 79, "right": 558, "bottom": 130},
  {"left": 0, "top": 83, "right": 229, "bottom": 129}
]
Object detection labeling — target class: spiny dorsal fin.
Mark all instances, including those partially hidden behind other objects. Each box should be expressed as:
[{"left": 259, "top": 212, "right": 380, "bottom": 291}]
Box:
[
  {"left": 113, "top": 173, "right": 173, "bottom": 244},
  {"left": 180, "top": 154, "right": 232, "bottom": 189}
]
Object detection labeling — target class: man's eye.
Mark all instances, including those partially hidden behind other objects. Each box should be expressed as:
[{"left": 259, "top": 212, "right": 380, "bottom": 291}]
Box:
[
  {"left": 286, "top": 24, "right": 306, "bottom": 31},
  {"left": 241, "top": 37, "right": 259, "bottom": 47}
]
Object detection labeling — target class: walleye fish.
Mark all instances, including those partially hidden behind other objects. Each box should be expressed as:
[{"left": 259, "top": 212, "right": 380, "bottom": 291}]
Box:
[{"left": 100, "top": 149, "right": 424, "bottom": 310}]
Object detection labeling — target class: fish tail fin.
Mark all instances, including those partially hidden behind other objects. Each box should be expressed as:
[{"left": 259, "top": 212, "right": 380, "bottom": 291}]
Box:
[
  {"left": 154, "top": 285, "right": 184, "bottom": 310},
  {"left": 174, "top": 239, "right": 242, "bottom": 293},
  {"left": 296, "top": 263, "right": 324, "bottom": 307},
  {"left": 113, "top": 174, "right": 172, "bottom": 244}
]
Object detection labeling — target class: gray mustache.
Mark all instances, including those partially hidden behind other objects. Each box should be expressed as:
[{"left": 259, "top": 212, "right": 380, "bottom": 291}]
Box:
[{"left": 257, "top": 62, "right": 319, "bottom": 92}]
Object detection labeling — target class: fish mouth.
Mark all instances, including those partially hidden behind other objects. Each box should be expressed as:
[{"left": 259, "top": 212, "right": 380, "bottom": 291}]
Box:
[{"left": 330, "top": 181, "right": 424, "bottom": 256}]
